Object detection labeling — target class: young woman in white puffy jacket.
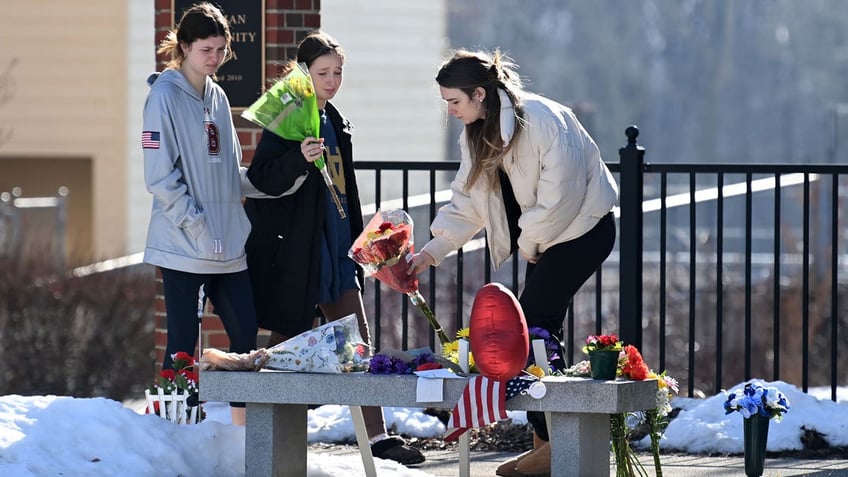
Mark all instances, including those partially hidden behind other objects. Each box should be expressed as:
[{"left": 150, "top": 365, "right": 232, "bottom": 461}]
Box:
[{"left": 408, "top": 49, "right": 619, "bottom": 477}]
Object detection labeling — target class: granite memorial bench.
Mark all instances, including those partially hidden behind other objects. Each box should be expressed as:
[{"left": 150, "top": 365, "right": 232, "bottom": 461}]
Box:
[{"left": 200, "top": 370, "right": 656, "bottom": 477}]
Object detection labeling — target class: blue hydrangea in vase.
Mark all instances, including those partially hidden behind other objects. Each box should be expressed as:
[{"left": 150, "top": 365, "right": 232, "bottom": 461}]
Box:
[{"left": 723, "top": 381, "right": 790, "bottom": 477}]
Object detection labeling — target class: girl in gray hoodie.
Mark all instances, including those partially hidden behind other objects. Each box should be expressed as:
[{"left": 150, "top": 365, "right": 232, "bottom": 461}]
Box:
[{"left": 142, "top": 2, "right": 265, "bottom": 426}]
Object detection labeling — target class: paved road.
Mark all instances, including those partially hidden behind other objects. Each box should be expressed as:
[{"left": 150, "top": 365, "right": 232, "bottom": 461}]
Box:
[{"left": 320, "top": 446, "right": 848, "bottom": 476}]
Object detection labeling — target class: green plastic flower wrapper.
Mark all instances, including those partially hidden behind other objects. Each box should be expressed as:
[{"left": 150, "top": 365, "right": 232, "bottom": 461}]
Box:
[{"left": 241, "top": 62, "right": 345, "bottom": 218}]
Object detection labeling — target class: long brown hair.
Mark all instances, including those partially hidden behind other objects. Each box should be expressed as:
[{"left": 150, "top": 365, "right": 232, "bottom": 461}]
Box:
[
  {"left": 157, "top": 2, "right": 234, "bottom": 74},
  {"left": 436, "top": 49, "right": 524, "bottom": 191}
]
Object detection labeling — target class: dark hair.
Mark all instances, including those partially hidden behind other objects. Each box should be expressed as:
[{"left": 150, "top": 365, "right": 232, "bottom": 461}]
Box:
[
  {"left": 297, "top": 31, "right": 345, "bottom": 67},
  {"left": 275, "top": 31, "right": 345, "bottom": 82},
  {"left": 436, "top": 49, "right": 524, "bottom": 191},
  {"left": 158, "top": 2, "right": 234, "bottom": 71}
]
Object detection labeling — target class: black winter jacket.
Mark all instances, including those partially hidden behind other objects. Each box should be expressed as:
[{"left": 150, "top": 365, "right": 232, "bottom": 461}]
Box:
[{"left": 243, "top": 103, "right": 364, "bottom": 336}]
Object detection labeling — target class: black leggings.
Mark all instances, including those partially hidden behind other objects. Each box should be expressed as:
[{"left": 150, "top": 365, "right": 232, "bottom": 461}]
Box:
[
  {"left": 523, "top": 213, "right": 616, "bottom": 440},
  {"left": 160, "top": 267, "right": 258, "bottom": 408}
]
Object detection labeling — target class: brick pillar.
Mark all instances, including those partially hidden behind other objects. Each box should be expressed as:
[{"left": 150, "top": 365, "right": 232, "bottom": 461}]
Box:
[{"left": 151, "top": 0, "right": 320, "bottom": 372}]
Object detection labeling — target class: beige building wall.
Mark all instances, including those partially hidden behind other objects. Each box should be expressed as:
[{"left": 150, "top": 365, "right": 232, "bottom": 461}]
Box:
[
  {"left": 126, "top": 1, "right": 155, "bottom": 254},
  {"left": 0, "top": 1, "right": 143, "bottom": 260}
]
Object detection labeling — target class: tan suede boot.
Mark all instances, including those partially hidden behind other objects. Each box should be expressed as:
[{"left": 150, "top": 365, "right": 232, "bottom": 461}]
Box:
[
  {"left": 496, "top": 432, "right": 548, "bottom": 477},
  {"left": 532, "top": 432, "right": 546, "bottom": 450},
  {"left": 495, "top": 448, "right": 536, "bottom": 477},
  {"left": 514, "top": 441, "right": 550, "bottom": 476}
]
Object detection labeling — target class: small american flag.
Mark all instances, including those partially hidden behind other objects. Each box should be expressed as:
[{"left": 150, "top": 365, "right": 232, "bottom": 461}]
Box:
[
  {"left": 505, "top": 375, "right": 536, "bottom": 399},
  {"left": 142, "top": 131, "right": 160, "bottom": 149},
  {"left": 444, "top": 376, "right": 508, "bottom": 441}
]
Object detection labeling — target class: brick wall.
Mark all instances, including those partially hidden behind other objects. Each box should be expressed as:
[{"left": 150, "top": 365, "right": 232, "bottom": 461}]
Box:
[{"left": 151, "top": 0, "right": 321, "bottom": 371}]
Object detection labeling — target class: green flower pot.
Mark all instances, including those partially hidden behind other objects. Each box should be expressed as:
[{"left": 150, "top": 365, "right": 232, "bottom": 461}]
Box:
[
  {"left": 588, "top": 350, "right": 619, "bottom": 380},
  {"left": 743, "top": 413, "right": 770, "bottom": 477}
]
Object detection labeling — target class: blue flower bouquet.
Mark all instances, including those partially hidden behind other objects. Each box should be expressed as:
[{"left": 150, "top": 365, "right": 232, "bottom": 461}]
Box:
[{"left": 723, "top": 380, "right": 790, "bottom": 422}]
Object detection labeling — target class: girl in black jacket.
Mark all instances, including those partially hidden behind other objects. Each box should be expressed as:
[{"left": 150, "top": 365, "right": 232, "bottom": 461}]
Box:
[{"left": 243, "top": 31, "right": 424, "bottom": 467}]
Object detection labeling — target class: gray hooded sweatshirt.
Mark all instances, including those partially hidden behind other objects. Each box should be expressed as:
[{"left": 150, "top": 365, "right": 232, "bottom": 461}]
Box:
[{"left": 142, "top": 69, "right": 261, "bottom": 274}]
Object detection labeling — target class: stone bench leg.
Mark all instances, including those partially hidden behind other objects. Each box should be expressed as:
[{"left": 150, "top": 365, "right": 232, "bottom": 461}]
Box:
[
  {"left": 549, "top": 412, "right": 610, "bottom": 477},
  {"left": 245, "top": 403, "right": 307, "bottom": 477}
]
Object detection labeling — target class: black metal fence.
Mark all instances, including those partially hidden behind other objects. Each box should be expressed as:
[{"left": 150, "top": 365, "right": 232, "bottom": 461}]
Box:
[{"left": 355, "top": 126, "right": 847, "bottom": 402}]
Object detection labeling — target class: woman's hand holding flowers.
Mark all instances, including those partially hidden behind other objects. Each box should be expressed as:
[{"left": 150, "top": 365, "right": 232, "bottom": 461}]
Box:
[
  {"left": 300, "top": 137, "right": 324, "bottom": 163},
  {"left": 407, "top": 250, "right": 435, "bottom": 276}
]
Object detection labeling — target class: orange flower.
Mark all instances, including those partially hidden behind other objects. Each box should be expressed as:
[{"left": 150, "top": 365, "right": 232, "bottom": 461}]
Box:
[{"left": 621, "top": 345, "right": 650, "bottom": 381}]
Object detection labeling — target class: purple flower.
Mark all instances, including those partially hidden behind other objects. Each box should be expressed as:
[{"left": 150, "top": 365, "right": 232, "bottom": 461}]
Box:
[
  {"left": 528, "top": 327, "right": 559, "bottom": 350},
  {"left": 368, "top": 354, "right": 394, "bottom": 374},
  {"left": 390, "top": 357, "right": 413, "bottom": 374},
  {"left": 368, "top": 352, "right": 438, "bottom": 375},
  {"left": 528, "top": 326, "right": 551, "bottom": 340},
  {"left": 410, "top": 353, "right": 436, "bottom": 369},
  {"left": 526, "top": 327, "right": 562, "bottom": 367}
]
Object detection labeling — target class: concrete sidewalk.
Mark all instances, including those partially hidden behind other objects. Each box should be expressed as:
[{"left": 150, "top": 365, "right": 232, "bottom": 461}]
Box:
[{"left": 319, "top": 445, "right": 848, "bottom": 476}]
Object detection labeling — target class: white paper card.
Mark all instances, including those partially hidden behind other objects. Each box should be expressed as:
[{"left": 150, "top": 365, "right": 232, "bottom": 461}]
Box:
[
  {"left": 416, "top": 377, "right": 444, "bottom": 402},
  {"left": 414, "top": 369, "right": 463, "bottom": 379}
]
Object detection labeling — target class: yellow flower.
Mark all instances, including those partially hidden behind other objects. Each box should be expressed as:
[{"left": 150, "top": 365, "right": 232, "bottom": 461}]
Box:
[
  {"left": 526, "top": 364, "right": 545, "bottom": 378},
  {"left": 456, "top": 327, "right": 470, "bottom": 340},
  {"left": 443, "top": 340, "right": 458, "bottom": 355},
  {"left": 441, "top": 335, "right": 476, "bottom": 372}
]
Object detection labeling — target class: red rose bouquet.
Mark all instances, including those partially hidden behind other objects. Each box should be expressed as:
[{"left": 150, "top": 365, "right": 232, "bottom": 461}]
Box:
[{"left": 349, "top": 209, "right": 449, "bottom": 345}]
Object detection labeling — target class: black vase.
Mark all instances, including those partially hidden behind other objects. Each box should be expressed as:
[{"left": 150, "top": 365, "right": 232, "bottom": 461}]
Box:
[
  {"left": 743, "top": 413, "right": 770, "bottom": 477},
  {"left": 588, "top": 350, "right": 619, "bottom": 380}
]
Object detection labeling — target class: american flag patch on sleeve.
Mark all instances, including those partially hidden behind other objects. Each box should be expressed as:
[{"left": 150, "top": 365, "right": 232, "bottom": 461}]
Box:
[{"left": 142, "top": 131, "right": 160, "bottom": 149}]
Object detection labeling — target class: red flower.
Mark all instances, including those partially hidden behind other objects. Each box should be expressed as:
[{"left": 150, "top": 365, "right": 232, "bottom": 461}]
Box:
[
  {"left": 348, "top": 209, "right": 450, "bottom": 345},
  {"left": 583, "top": 334, "right": 623, "bottom": 353},
  {"left": 416, "top": 362, "right": 442, "bottom": 371},
  {"left": 621, "top": 345, "right": 650, "bottom": 381},
  {"left": 171, "top": 351, "right": 195, "bottom": 372},
  {"left": 349, "top": 213, "right": 418, "bottom": 294},
  {"left": 599, "top": 335, "right": 618, "bottom": 348},
  {"left": 150, "top": 352, "right": 199, "bottom": 396},
  {"left": 179, "top": 369, "right": 198, "bottom": 383}
]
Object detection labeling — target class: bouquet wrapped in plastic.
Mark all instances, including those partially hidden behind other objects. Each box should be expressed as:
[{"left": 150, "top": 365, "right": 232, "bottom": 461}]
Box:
[
  {"left": 348, "top": 209, "right": 449, "bottom": 345},
  {"left": 263, "top": 314, "right": 370, "bottom": 373},
  {"left": 241, "top": 62, "right": 345, "bottom": 218}
]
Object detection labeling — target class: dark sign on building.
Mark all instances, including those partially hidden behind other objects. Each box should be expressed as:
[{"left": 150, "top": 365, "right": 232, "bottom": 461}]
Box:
[{"left": 172, "top": 0, "right": 265, "bottom": 109}]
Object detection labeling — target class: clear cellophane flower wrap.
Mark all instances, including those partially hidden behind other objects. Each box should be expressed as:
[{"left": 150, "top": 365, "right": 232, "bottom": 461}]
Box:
[
  {"left": 263, "top": 314, "right": 370, "bottom": 373},
  {"left": 240, "top": 62, "right": 345, "bottom": 218},
  {"left": 348, "top": 209, "right": 450, "bottom": 345}
]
